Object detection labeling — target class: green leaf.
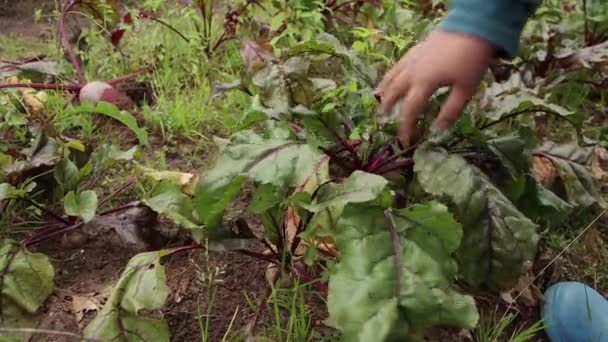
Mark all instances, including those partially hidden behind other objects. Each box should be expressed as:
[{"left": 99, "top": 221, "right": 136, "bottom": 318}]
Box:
[
  {"left": 534, "top": 141, "right": 604, "bottom": 208},
  {"left": 142, "top": 182, "right": 203, "bottom": 242},
  {"left": 195, "top": 130, "right": 321, "bottom": 228},
  {"left": 90, "top": 144, "right": 137, "bottom": 168},
  {"left": 63, "top": 190, "right": 98, "bottom": 223},
  {"left": 249, "top": 183, "right": 282, "bottom": 214},
  {"left": 0, "top": 183, "right": 16, "bottom": 201},
  {"left": 79, "top": 144, "right": 137, "bottom": 179},
  {"left": 414, "top": 145, "right": 539, "bottom": 289},
  {"left": 303, "top": 171, "right": 388, "bottom": 213},
  {"left": 0, "top": 239, "right": 54, "bottom": 341},
  {"left": 270, "top": 12, "right": 287, "bottom": 31},
  {"left": 0, "top": 183, "right": 35, "bottom": 202},
  {"left": 328, "top": 203, "right": 478, "bottom": 341},
  {"left": 84, "top": 251, "right": 170, "bottom": 341},
  {"left": 67, "top": 102, "right": 148, "bottom": 145},
  {"left": 300, "top": 171, "right": 388, "bottom": 240},
  {"left": 53, "top": 158, "right": 79, "bottom": 190}
]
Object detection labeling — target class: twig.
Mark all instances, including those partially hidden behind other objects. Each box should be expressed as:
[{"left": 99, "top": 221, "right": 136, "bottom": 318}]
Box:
[
  {"left": 97, "top": 202, "right": 141, "bottom": 217},
  {"left": 0, "top": 327, "right": 100, "bottom": 342},
  {"left": 237, "top": 249, "right": 280, "bottom": 265},
  {"left": 98, "top": 177, "right": 137, "bottom": 208},
  {"left": 23, "top": 222, "right": 84, "bottom": 247},
  {"left": 168, "top": 243, "right": 203, "bottom": 255},
  {"left": 106, "top": 68, "right": 151, "bottom": 86},
  {"left": 60, "top": 0, "right": 87, "bottom": 84},
  {"left": 384, "top": 208, "right": 403, "bottom": 298}
]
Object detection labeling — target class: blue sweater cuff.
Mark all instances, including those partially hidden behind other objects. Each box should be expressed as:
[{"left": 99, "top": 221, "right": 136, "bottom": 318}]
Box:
[{"left": 437, "top": 0, "right": 538, "bottom": 58}]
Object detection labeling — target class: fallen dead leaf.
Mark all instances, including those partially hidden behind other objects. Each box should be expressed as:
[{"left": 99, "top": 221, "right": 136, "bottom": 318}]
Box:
[
  {"left": 533, "top": 155, "right": 558, "bottom": 188},
  {"left": 510, "top": 272, "right": 544, "bottom": 307},
  {"left": 591, "top": 146, "right": 608, "bottom": 182},
  {"left": 71, "top": 293, "right": 103, "bottom": 325}
]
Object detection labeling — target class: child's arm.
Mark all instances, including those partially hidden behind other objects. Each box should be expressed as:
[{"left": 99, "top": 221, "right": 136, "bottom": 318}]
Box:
[
  {"left": 439, "top": 0, "right": 540, "bottom": 58},
  {"left": 376, "top": 0, "right": 540, "bottom": 145}
]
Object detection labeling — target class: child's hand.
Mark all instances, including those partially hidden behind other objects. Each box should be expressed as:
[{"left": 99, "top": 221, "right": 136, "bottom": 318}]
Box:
[{"left": 376, "top": 30, "right": 495, "bottom": 145}]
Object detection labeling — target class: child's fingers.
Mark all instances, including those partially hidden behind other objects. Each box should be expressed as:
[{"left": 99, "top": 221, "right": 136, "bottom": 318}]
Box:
[
  {"left": 434, "top": 85, "right": 472, "bottom": 130},
  {"left": 376, "top": 54, "right": 410, "bottom": 95},
  {"left": 398, "top": 86, "right": 435, "bottom": 146},
  {"left": 380, "top": 67, "right": 413, "bottom": 113}
]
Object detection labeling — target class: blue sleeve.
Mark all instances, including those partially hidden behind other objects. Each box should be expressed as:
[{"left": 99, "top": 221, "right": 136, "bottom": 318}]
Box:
[{"left": 437, "top": 0, "right": 540, "bottom": 58}]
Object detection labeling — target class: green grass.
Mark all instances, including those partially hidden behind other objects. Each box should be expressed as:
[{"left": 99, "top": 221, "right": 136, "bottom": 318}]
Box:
[
  {"left": 475, "top": 310, "right": 544, "bottom": 342},
  {"left": 0, "top": 34, "right": 55, "bottom": 59},
  {"left": 76, "top": 5, "right": 251, "bottom": 141}
]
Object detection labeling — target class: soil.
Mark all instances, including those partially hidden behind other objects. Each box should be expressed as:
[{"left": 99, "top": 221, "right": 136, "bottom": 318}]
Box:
[{"left": 28, "top": 235, "right": 271, "bottom": 342}]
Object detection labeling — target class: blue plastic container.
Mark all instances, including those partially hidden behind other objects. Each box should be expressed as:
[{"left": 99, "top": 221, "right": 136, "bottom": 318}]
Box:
[{"left": 542, "top": 281, "right": 608, "bottom": 342}]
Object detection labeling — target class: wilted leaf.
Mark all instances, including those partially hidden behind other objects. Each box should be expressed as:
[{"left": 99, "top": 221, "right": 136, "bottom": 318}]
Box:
[
  {"left": 485, "top": 93, "right": 572, "bottom": 121},
  {"left": 208, "top": 79, "right": 242, "bottom": 102},
  {"left": 534, "top": 141, "right": 604, "bottom": 208},
  {"left": 533, "top": 155, "right": 558, "bottom": 188},
  {"left": 83, "top": 251, "right": 170, "bottom": 341},
  {"left": 0, "top": 239, "right": 54, "bottom": 341},
  {"left": 195, "top": 130, "right": 321, "bottom": 228},
  {"left": 17, "top": 61, "right": 64, "bottom": 78},
  {"left": 240, "top": 40, "right": 274, "bottom": 73},
  {"left": 414, "top": 145, "right": 539, "bottom": 289},
  {"left": 142, "top": 168, "right": 198, "bottom": 196},
  {"left": 64, "top": 190, "right": 98, "bottom": 223},
  {"left": 71, "top": 294, "right": 103, "bottom": 324},
  {"left": 21, "top": 89, "right": 47, "bottom": 115},
  {"left": 591, "top": 146, "right": 608, "bottom": 182},
  {"left": 328, "top": 202, "right": 478, "bottom": 341},
  {"left": 5, "top": 133, "right": 61, "bottom": 183},
  {"left": 560, "top": 40, "right": 608, "bottom": 68}
]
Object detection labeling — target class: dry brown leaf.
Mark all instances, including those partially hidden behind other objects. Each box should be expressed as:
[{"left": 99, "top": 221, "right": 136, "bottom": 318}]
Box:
[
  {"left": 533, "top": 155, "right": 558, "bottom": 188},
  {"left": 283, "top": 156, "right": 331, "bottom": 256},
  {"left": 21, "top": 89, "right": 47, "bottom": 115},
  {"left": 71, "top": 293, "right": 103, "bottom": 325},
  {"left": 591, "top": 146, "right": 608, "bottom": 182},
  {"left": 510, "top": 272, "right": 544, "bottom": 307}
]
